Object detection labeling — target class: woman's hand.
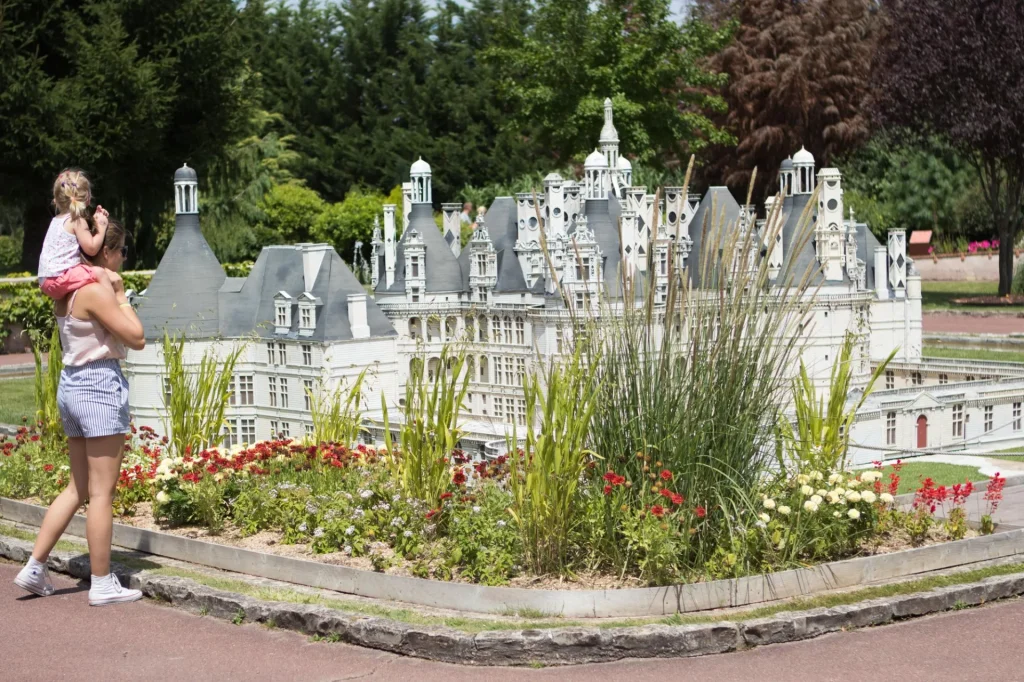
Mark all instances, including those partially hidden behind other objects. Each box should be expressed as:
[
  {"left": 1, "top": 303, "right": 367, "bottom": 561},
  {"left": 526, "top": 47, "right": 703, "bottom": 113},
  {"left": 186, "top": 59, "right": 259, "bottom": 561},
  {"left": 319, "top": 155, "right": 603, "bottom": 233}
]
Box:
[{"left": 107, "top": 270, "right": 125, "bottom": 294}]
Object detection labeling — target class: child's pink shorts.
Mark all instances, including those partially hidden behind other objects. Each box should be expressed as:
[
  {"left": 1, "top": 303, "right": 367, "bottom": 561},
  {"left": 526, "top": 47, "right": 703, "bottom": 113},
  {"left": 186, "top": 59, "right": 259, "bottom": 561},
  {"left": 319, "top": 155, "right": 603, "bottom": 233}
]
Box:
[{"left": 40, "top": 264, "right": 98, "bottom": 300}]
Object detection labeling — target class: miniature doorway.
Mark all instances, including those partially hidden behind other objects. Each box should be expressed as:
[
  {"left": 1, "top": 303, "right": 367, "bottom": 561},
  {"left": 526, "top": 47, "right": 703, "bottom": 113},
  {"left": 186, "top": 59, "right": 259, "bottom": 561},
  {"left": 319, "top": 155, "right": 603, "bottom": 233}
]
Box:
[{"left": 916, "top": 415, "right": 928, "bottom": 449}]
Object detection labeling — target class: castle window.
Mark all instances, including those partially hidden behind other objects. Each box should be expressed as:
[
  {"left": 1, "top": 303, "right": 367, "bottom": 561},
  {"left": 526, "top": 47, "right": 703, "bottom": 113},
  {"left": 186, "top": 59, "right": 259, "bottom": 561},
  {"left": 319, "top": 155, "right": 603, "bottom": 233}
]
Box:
[
  {"left": 277, "top": 342, "right": 287, "bottom": 365},
  {"left": 476, "top": 253, "right": 487, "bottom": 276},
  {"left": 886, "top": 412, "right": 896, "bottom": 445},
  {"left": 885, "top": 369, "right": 894, "bottom": 390},
  {"left": 503, "top": 316, "right": 513, "bottom": 344},
  {"left": 911, "top": 371, "right": 922, "bottom": 386},
  {"left": 240, "top": 419, "right": 256, "bottom": 447},
  {"left": 273, "top": 291, "right": 293, "bottom": 333},
  {"left": 411, "top": 288, "right": 420, "bottom": 303},
  {"left": 953, "top": 404, "right": 964, "bottom": 438},
  {"left": 411, "top": 256, "right": 420, "bottom": 278},
  {"left": 409, "top": 317, "right": 422, "bottom": 340},
  {"left": 1014, "top": 402, "right": 1021, "bottom": 431},
  {"left": 303, "top": 379, "right": 313, "bottom": 411},
  {"left": 939, "top": 373, "right": 948, "bottom": 385},
  {"left": 280, "top": 378, "right": 289, "bottom": 408},
  {"left": 515, "top": 317, "right": 525, "bottom": 345},
  {"left": 478, "top": 315, "right": 488, "bottom": 341},
  {"left": 492, "top": 316, "right": 502, "bottom": 342},
  {"left": 302, "top": 344, "right": 312, "bottom": 366},
  {"left": 269, "top": 377, "right": 277, "bottom": 407},
  {"left": 984, "top": 405, "right": 994, "bottom": 433},
  {"left": 237, "top": 375, "right": 253, "bottom": 406},
  {"left": 479, "top": 356, "right": 489, "bottom": 383}
]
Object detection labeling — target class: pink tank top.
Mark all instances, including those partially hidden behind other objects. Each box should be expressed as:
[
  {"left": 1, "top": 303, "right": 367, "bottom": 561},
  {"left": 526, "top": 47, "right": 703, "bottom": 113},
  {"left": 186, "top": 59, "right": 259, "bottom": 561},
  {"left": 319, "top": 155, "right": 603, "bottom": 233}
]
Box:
[{"left": 57, "top": 289, "right": 127, "bottom": 366}]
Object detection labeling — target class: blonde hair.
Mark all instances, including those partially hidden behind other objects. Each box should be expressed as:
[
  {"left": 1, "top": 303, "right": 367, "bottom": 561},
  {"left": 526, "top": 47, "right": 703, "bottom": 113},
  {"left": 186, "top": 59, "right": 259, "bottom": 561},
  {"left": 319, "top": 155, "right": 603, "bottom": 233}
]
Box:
[{"left": 52, "top": 169, "right": 92, "bottom": 222}]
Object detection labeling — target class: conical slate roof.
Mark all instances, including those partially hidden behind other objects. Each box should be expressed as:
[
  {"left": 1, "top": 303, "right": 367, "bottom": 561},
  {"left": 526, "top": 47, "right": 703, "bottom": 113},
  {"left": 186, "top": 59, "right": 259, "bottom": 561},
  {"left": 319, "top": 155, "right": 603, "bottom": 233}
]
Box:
[{"left": 136, "top": 212, "right": 226, "bottom": 340}]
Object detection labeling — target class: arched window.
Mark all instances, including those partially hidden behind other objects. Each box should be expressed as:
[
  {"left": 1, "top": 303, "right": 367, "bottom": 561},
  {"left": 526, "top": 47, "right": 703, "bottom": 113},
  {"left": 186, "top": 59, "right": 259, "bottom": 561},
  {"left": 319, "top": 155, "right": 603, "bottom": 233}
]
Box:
[
  {"left": 515, "top": 317, "right": 525, "bottom": 345},
  {"left": 445, "top": 316, "right": 457, "bottom": 341},
  {"left": 428, "top": 318, "right": 441, "bottom": 342},
  {"left": 503, "top": 316, "right": 513, "bottom": 344},
  {"left": 410, "top": 357, "right": 423, "bottom": 378},
  {"left": 427, "top": 357, "right": 440, "bottom": 382},
  {"left": 409, "top": 317, "right": 422, "bottom": 340},
  {"left": 479, "top": 356, "right": 489, "bottom": 383},
  {"left": 492, "top": 316, "right": 502, "bottom": 342},
  {"left": 465, "top": 317, "right": 475, "bottom": 341},
  {"left": 478, "top": 315, "right": 488, "bottom": 341},
  {"left": 466, "top": 356, "right": 475, "bottom": 382}
]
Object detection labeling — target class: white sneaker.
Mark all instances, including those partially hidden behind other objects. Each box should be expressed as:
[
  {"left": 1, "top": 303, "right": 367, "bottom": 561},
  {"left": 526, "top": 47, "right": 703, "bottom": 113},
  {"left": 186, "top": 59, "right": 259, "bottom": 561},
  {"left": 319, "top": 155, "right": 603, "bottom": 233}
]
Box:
[
  {"left": 88, "top": 573, "right": 142, "bottom": 607},
  {"left": 14, "top": 560, "right": 55, "bottom": 597}
]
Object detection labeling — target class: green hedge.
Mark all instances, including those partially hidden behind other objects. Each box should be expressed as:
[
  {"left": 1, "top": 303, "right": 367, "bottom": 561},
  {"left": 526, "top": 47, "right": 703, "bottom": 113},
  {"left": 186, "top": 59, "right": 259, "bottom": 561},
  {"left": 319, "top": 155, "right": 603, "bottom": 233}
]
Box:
[{"left": 0, "top": 262, "right": 252, "bottom": 351}]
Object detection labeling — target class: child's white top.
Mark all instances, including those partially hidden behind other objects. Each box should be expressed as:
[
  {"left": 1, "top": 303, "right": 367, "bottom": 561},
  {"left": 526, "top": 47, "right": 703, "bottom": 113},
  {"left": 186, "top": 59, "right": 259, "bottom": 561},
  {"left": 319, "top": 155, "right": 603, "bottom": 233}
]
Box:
[{"left": 38, "top": 214, "right": 83, "bottom": 279}]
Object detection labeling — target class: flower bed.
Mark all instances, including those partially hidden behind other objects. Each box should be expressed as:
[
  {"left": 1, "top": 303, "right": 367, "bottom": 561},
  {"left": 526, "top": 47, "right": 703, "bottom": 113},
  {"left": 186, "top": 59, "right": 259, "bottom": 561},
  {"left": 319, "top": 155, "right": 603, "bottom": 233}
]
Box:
[{"left": 0, "top": 422, "right": 1005, "bottom": 589}]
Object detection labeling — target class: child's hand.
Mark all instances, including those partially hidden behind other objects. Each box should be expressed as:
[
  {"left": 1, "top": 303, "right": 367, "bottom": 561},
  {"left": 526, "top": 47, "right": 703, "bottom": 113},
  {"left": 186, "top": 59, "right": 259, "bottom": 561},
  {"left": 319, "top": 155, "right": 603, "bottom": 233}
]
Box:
[{"left": 94, "top": 205, "right": 109, "bottom": 232}]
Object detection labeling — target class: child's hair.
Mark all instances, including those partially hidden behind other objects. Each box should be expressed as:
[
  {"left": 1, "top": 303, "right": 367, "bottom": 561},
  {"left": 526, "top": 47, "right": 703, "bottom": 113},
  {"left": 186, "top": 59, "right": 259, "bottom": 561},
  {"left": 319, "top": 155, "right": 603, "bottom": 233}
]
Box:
[{"left": 52, "top": 169, "right": 92, "bottom": 222}]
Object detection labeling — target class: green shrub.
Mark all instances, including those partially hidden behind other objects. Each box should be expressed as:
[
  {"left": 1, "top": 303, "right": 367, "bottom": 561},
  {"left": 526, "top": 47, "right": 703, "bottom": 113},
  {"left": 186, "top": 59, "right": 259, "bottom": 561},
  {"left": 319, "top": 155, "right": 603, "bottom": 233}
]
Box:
[{"left": 0, "top": 234, "right": 21, "bottom": 274}]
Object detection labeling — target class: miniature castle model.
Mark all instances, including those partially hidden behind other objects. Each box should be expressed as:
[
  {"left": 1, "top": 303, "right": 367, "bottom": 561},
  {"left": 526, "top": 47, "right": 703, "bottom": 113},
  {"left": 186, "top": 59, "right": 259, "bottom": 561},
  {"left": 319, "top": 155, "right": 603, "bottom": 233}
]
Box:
[{"left": 125, "top": 100, "right": 1024, "bottom": 462}]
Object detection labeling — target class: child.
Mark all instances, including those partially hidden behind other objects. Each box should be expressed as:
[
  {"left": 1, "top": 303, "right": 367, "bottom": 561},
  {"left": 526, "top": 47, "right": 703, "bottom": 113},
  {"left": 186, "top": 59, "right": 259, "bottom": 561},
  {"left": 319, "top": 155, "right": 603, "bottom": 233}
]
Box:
[{"left": 38, "top": 169, "right": 113, "bottom": 299}]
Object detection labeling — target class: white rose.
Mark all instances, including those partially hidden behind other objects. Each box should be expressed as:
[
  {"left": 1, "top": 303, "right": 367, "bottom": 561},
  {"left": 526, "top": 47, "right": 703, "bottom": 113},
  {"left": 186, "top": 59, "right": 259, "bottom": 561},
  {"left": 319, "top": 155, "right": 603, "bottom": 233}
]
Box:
[
  {"left": 803, "top": 501, "right": 819, "bottom": 513},
  {"left": 155, "top": 491, "right": 170, "bottom": 504},
  {"left": 763, "top": 498, "right": 776, "bottom": 510},
  {"left": 758, "top": 513, "right": 770, "bottom": 523},
  {"left": 861, "top": 491, "right": 877, "bottom": 504},
  {"left": 880, "top": 493, "right": 895, "bottom": 504},
  {"left": 778, "top": 505, "right": 791, "bottom": 515},
  {"left": 810, "top": 494, "right": 823, "bottom": 505},
  {"left": 848, "top": 509, "right": 861, "bottom": 520},
  {"left": 800, "top": 485, "right": 814, "bottom": 496}
]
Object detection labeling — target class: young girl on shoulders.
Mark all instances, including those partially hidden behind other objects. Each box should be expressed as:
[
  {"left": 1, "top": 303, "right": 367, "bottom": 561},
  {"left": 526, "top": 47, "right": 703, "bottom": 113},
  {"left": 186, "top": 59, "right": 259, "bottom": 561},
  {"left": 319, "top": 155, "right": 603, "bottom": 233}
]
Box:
[{"left": 38, "top": 169, "right": 113, "bottom": 299}]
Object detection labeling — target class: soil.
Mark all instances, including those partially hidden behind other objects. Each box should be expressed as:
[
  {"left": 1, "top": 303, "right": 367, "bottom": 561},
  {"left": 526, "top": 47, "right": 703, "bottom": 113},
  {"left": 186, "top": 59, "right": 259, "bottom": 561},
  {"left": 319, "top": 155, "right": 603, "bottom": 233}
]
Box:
[
  {"left": 950, "top": 295, "right": 1024, "bottom": 307},
  {"left": 17, "top": 497, "right": 980, "bottom": 591}
]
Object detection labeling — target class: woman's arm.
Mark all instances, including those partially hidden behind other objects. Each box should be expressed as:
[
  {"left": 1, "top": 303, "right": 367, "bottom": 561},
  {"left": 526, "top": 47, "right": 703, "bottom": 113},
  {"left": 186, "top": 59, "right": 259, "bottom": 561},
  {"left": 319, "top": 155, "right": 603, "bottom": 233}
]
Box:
[{"left": 79, "top": 278, "right": 146, "bottom": 351}]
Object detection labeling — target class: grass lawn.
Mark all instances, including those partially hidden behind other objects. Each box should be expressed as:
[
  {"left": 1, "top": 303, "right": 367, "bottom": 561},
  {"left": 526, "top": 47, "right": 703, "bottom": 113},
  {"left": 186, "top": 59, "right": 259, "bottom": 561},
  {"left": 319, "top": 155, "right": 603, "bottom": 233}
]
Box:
[
  {"left": 874, "top": 461, "right": 992, "bottom": 495},
  {"left": 923, "top": 345, "right": 1024, "bottom": 364},
  {"left": 922, "top": 280, "right": 1022, "bottom": 313},
  {"left": 0, "top": 376, "right": 35, "bottom": 426}
]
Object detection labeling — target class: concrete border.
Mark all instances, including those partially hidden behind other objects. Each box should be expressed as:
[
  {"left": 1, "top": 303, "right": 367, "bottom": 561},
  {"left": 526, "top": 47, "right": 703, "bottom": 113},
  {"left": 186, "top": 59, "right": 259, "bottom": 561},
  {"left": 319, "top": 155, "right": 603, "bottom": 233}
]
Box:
[
  {"left": 6, "top": 497, "right": 1024, "bottom": 619},
  {"left": 3, "top": 531, "right": 1024, "bottom": 666}
]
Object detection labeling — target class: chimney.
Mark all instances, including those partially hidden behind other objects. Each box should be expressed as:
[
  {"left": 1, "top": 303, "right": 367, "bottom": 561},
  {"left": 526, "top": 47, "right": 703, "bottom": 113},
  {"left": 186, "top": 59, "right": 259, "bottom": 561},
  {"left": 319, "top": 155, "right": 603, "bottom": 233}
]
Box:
[
  {"left": 383, "top": 204, "right": 397, "bottom": 288},
  {"left": 301, "top": 244, "right": 331, "bottom": 292},
  {"left": 348, "top": 294, "right": 370, "bottom": 339},
  {"left": 442, "top": 203, "right": 461, "bottom": 256},
  {"left": 874, "top": 246, "right": 888, "bottom": 300},
  {"left": 401, "top": 182, "right": 413, "bottom": 232}
]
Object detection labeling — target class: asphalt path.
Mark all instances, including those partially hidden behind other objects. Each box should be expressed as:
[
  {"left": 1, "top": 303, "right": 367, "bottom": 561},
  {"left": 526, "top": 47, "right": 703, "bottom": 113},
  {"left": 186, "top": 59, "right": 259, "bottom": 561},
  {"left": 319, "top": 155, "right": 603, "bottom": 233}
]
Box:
[{"left": 4, "top": 562, "right": 1024, "bottom": 681}]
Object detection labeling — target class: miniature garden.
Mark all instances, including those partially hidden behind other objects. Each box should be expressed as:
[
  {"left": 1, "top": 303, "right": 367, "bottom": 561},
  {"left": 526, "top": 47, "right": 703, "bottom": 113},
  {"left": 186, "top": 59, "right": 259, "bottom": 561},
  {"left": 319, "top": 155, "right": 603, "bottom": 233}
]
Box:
[{"left": 0, "top": 195, "right": 1008, "bottom": 590}]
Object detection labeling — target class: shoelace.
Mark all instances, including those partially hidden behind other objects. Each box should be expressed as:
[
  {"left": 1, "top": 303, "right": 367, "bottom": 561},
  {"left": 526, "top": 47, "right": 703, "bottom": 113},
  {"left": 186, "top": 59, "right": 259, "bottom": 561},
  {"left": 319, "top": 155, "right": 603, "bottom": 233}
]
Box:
[{"left": 109, "top": 574, "right": 123, "bottom": 593}]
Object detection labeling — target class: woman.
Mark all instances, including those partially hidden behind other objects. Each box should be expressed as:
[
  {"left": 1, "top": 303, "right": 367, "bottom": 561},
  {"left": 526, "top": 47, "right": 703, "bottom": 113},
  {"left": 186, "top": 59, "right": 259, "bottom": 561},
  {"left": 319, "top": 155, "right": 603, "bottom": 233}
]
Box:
[{"left": 14, "top": 217, "right": 147, "bottom": 606}]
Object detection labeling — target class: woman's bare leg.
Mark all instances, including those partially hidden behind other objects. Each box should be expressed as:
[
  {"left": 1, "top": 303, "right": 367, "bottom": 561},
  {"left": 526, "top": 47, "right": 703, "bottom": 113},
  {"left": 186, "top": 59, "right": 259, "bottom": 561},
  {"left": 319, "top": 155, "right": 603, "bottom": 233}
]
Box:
[
  {"left": 30, "top": 437, "right": 89, "bottom": 562},
  {"left": 84, "top": 434, "right": 125, "bottom": 576}
]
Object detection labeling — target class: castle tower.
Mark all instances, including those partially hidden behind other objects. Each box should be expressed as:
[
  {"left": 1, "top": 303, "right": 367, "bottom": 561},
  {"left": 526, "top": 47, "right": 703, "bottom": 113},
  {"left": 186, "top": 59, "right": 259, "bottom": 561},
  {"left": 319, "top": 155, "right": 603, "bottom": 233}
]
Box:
[
  {"left": 584, "top": 149, "right": 609, "bottom": 200},
  {"left": 792, "top": 146, "right": 815, "bottom": 195},
  {"left": 815, "top": 167, "right": 846, "bottom": 281}
]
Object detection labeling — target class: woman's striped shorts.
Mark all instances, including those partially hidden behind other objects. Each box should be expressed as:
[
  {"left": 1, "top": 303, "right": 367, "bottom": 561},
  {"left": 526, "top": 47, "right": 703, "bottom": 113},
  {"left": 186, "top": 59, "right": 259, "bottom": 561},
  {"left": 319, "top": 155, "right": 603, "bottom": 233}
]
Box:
[{"left": 57, "top": 359, "right": 131, "bottom": 439}]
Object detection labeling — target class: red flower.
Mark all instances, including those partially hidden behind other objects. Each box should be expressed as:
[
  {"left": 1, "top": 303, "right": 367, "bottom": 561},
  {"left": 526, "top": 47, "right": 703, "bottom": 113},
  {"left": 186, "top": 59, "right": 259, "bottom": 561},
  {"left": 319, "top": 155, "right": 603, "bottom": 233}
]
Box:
[
  {"left": 660, "top": 470, "right": 672, "bottom": 481},
  {"left": 671, "top": 493, "right": 684, "bottom": 506},
  {"left": 603, "top": 484, "right": 613, "bottom": 496},
  {"left": 650, "top": 505, "right": 666, "bottom": 518},
  {"left": 613, "top": 474, "right": 626, "bottom": 486},
  {"left": 30, "top": 435, "right": 40, "bottom": 442},
  {"left": 425, "top": 509, "right": 439, "bottom": 520},
  {"left": 452, "top": 469, "right": 467, "bottom": 486},
  {"left": 695, "top": 505, "right": 707, "bottom": 518},
  {"left": 440, "top": 492, "right": 453, "bottom": 501},
  {"left": 659, "top": 488, "right": 673, "bottom": 500},
  {"left": 43, "top": 464, "right": 54, "bottom": 473},
  {"left": 603, "top": 471, "right": 617, "bottom": 483}
]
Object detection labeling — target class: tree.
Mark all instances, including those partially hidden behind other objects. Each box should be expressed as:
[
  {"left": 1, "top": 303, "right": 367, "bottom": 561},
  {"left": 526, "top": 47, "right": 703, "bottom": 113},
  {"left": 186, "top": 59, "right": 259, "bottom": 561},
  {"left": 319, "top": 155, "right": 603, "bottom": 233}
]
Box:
[
  {"left": 312, "top": 185, "right": 404, "bottom": 264},
  {"left": 256, "top": 184, "right": 325, "bottom": 245},
  {"left": 486, "top": 0, "right": 733, "bottom": 168},
  {"left": 696, "top": 0, "right": 878, "bottom": 199},
  {"left": 0, "top": 0, "right": 253, "bottom": 269},
  {"left": 872, "top": 0, "right": 1024, "bottom": 295}
]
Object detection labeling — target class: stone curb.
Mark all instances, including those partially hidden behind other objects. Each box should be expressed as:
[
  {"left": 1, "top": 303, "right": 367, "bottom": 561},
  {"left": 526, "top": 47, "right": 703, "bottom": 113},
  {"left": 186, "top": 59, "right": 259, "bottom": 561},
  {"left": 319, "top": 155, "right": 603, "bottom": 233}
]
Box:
[{"left": 3, "top": 532, "right": 1024, "bottom": 666}]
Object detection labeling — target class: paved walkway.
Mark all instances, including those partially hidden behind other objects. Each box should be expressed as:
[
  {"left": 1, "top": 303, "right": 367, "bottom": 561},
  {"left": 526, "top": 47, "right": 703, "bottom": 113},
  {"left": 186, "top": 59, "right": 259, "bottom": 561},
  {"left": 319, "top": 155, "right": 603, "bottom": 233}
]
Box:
[
  {"left": 923, "top": 312, "right": 1023, "bottom": 335},
  {"left": 4, "top": 562, "right": 1024, "bottom": 681},
  {"left": 0, "top": 352, "right": 33, "bottom": 367}
]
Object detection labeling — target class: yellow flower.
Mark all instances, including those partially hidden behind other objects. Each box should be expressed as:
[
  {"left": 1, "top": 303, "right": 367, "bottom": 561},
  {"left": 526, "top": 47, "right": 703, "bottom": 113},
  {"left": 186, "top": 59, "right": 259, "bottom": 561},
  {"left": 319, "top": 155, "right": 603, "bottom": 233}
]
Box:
[
  {"left": 778, "top": 505, "right": 791, "bottom": 515},
  {"left": 861, "top": 491, "right": 877, "bottom": 504},
  {"left": 847, "top": 508, "right": 861, "bottom": 520},
  {"left": 763, "top": 498, "right": 776, "bottom": 510}
]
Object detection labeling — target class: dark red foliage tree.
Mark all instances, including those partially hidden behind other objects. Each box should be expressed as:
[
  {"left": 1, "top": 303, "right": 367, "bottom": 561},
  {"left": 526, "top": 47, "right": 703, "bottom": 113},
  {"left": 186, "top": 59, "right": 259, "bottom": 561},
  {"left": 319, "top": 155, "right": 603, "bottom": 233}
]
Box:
[
  {"left": 696, "top": 0, "right": 878, "bottom": 199},
  {"left": 872, "top": 0, "right": 1024, "bottom": 295}
]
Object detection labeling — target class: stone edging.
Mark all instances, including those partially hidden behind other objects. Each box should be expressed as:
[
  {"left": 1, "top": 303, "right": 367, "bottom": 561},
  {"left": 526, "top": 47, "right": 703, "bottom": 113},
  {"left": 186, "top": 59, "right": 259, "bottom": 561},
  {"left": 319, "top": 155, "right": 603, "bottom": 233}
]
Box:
[
  {"left": 3, "top": 532, "right": 1023, "bottom": 665},
  {"left": 5, "top": 497, "right": 1024, "bottom": 619}
]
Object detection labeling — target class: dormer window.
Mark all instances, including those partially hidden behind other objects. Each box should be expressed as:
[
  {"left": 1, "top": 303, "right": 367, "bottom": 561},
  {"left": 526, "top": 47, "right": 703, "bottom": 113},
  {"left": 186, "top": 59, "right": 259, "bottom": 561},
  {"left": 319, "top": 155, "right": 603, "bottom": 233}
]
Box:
[
  {"left": 297, "top": 292, "right": 319, "bottom": 337},
  {"left": 411, "top": 256, "right": 420, "bottom": 278},
  {"left": 273, "top": 291, "right": 293, "bottom": 334}
]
